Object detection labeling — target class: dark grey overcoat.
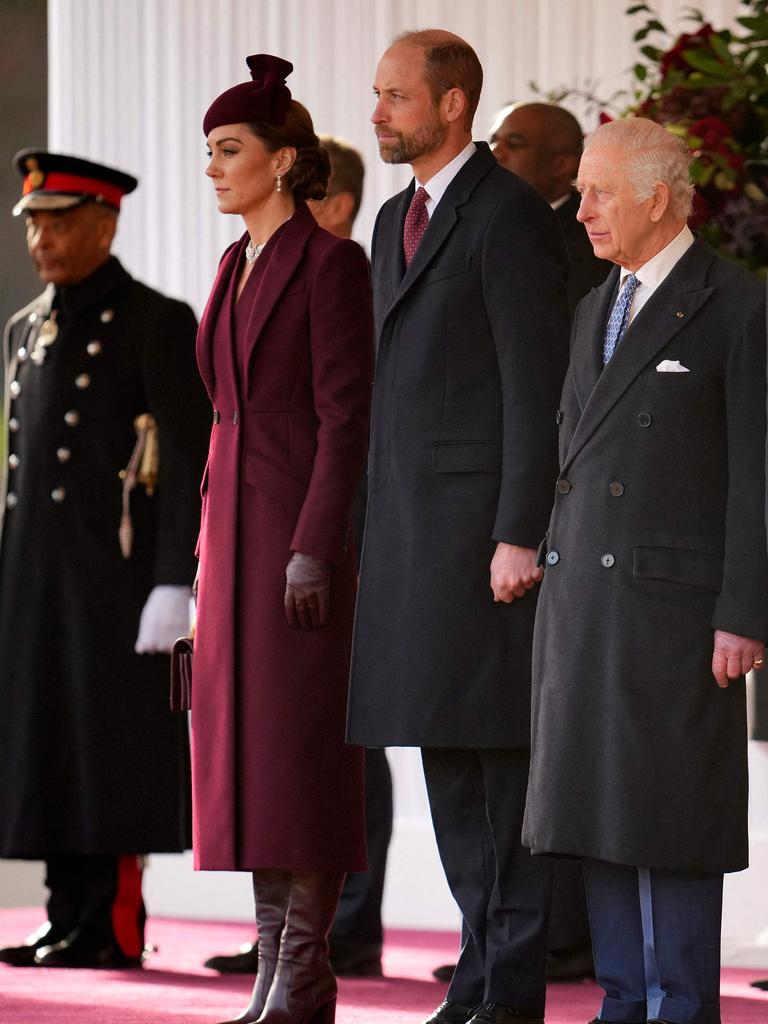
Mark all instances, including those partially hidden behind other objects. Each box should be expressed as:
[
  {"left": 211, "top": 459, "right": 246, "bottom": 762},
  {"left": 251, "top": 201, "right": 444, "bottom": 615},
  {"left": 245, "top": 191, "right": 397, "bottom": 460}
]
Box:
[
  {"left": 522, "top": 239, "right": 768, "bottom": 873},
  {"left": 347, "top": 144, "right": 571, "bottom": 748},
  {"left": 0, "top": 256, "right": 210, "bottom": 858}
]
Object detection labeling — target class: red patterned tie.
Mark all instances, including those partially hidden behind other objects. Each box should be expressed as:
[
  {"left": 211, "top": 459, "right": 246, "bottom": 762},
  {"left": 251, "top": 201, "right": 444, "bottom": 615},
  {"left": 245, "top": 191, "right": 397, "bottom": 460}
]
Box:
[{"left": 403, "top": 186, "right": 430, "bottom": 267}]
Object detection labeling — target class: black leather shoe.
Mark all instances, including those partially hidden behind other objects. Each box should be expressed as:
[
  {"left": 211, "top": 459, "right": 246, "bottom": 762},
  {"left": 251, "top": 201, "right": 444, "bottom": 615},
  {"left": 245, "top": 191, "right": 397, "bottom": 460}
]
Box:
[
  {"left": 468, "top": 1004, "right": 543, "bottom": 1024},
  {"left": 423, "top": 1001, "right": 477, "bottom": 1024},
  {"left": 204, "top": 942, "right": 260, "bottom": 974},
  {"left": 546, "top": 945, "right": 595, "bottom": 981},
  {"left": 35, "top": 930, "right": 142, "bottom": 969},
  {"left": 329, "top": 936, "right": 383, "bottom": 976},
  {"left": 0, "top": 922, "right": 66, "bottom": 967}
]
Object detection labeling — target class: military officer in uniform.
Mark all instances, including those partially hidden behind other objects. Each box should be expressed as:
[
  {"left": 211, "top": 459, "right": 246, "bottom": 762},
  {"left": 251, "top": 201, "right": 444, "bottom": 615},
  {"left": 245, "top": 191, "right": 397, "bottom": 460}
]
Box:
[{"left": 0, "top": 151, "right": 209, "bottom": 969}]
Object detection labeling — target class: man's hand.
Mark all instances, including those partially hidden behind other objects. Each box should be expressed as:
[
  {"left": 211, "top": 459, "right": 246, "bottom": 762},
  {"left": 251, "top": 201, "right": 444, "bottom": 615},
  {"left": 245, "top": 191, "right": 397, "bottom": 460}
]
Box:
[
  {"left": 135, "top": 585, "right": 193, "bottom": 654},
  {"left": 285, "top": 552, "right": 331, "bottom": 629},
  {"left": 712, "top": 629, "right": 765, "bottom": 688},
  {"left": 490, "top": 543, "right": 543, "bottom": 603}
]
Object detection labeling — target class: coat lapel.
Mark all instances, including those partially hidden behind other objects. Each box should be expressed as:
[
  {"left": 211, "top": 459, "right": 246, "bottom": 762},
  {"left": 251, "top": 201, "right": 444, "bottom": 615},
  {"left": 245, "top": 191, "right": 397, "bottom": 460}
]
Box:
[
  {"left": 562, "top": 240, "right": 717, "bottom": 473},
  {"left": 570, "top": 268, "right": 619, "bottom": 411},
  {"left": 381, "top": 143, "right": 497, "bottom": 329},
  {"left": 242, "top": 203, "right": 317, "bottom": 395},
  {"left": 196, "top": 240, "right": 240, "bottom": 400},
  {"left": 387, "top": 186, "right": 411, "bottom": 298}
]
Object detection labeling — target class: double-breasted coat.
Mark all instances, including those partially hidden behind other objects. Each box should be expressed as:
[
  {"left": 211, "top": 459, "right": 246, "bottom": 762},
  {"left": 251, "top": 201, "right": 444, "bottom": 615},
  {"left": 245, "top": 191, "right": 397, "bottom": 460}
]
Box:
[
  {"left": 192, "top": 204, "right": 372, "bottom": 872},
  {"left": 0, "top": 256, "right": 209, "bottom": 858},
  {"left": 346, "top": 144, "right": 571, "bottom": 749},
  {"left": 522, "top": 239, "right": 768, "bottom": 874}
]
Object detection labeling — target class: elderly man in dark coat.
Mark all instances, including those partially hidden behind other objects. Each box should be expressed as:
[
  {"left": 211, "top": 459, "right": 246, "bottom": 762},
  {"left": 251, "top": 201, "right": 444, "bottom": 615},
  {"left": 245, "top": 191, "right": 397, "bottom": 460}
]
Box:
[
  {"left": 347, "top": 30, "right": 571, "bottom": 1024},
  {"left": 523, "top": 117, "right": 768, "bottom": 1024},
  {"left": 0, "top": 152, "right": 209, "bottom": 969}
]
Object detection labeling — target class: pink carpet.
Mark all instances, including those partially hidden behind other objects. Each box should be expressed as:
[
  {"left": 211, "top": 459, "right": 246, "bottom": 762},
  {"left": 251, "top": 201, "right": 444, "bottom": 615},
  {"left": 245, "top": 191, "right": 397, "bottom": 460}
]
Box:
[{"left": 0, "top": 908, "right": 766, "bottom": 1023}]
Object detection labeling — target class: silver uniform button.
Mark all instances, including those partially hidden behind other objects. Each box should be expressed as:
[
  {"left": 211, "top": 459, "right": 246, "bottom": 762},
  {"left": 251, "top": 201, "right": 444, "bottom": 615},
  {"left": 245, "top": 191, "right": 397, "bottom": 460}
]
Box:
[
  {"left": 87, "top": 341, "right": 103, "bottom": 356},
  {"left": 100, "top": 309, "right": 114, "bottom": 323},
  {"left": 8, "top": 454, "right": 19, "bottom": 469},
  {"left": 56, "top": 447, "right": 71, "bottom": 463},
  {"left": 9, "top": 380, "right": 21, "bottom": 399},
  {"left": 6, "top": 492, "right": 18, "bottom": 508},
  {"left": 51, "top": 487, "right": 66, "bottom": 503},
  {"left": 75, "top": 373, "right": 91, "bottom": 389},
  {"left": 64, "top": 410, "right": 80, "bottom": 427},
  {"left": 17, "top": 347, "right": 28, "bottom": 362},
  {"left": 28, "top": 312, "right": 37, "bottom": 324},
  {"left": 8, "top": 417, "right": 19, "bottom": 432}
]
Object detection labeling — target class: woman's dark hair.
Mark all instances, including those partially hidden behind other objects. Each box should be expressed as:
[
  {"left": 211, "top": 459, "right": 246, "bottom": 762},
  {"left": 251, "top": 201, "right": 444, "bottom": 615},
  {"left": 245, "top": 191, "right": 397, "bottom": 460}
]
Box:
[{"left": 248, "top": 101, "right": 330, "bottom": 201}]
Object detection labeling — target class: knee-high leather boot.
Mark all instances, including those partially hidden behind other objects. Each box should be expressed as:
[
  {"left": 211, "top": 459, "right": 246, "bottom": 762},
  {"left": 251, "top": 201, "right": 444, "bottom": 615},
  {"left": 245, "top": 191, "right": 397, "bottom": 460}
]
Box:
[
  {"left": 218, "top": 870, "right": 292, "bottom": 1024},
  {"left": 256, "top": 871, "right": 345, "bottom": 1024}
]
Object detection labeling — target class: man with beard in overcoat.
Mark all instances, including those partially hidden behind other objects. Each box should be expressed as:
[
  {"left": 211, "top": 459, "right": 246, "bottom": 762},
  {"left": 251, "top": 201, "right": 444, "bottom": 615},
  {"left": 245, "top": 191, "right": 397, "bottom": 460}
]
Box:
[
  {"left": 346, "top": 30, "right": 571, "bottom": 1024},
  {"left": 0, "top": 152, "right": 208, "bottom": 969},
  {"left": 522, "top": 117, "right": 768, "bottom": 1024}
]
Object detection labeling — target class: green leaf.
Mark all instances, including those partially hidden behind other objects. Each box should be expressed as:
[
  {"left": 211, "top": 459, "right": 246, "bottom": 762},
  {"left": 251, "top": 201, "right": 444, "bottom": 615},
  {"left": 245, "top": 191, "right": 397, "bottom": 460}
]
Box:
[
  {"left": 708, "top": 33, "right": 734, "bottom": 62},
  {"left": 633, "top": 26, "right": 651, "bottom": 41},
  {"left": 646, "top": 19, "right": 666, "bottom": 31},
  {"left": 640, "top": 44, "right": 662, "bottom": 60},
  {"left": 633, "top": 62, "right": 648, "bottom": 80},
  {"left": 625, "top": 3, "right": 652, "bottom": 13},
  {"left": 681, "top": 7, "right": 705, "bottom": 23},
  {"left": 681, "top": 47, "right": 729, "bottom": 74}
]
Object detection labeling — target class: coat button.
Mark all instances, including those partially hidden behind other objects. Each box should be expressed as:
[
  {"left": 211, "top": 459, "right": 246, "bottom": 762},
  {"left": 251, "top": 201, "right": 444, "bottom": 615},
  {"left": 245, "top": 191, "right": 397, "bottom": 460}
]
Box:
[
  {"left": 9, "top": 380, "right": 21, "bottom": 399},
  {"left": 87, "top": 341, "right": 103, "bottom": 356},
  {"left": 556, "top": 479, "right": 571, "bottom": 494},
  {"left": 637, "top": 412, "right": 652, "bottom": 428},
  {"left": 8, "top": 454, "right": 19, "bottom": 470},
  {"left": 8, "top": 417, "right": 19, "bottom": 432},
  {"left": 213, "top": 409, "right": 220, "bottom": 424},
  {"left": 6, "top": 492, "right": 18, "bottom": 509},
  {"left": 64, "top": 410, "right": 80, "bottom": 427},
  {"left": 28, "top": 313, "right": 37, "bottom": 324},
  {"left": 546, "top": 550, "right": 560, "bottom": 565},
  {"left": 51, "top": 487, "right": 67, "bottom": 503},
  {"left": 75, "top": 373, "right": 91, "bottom": 389},
  {"left": 17, "top": 347, "right": 28, "bottom": 363},
  {"left": 57, "top": 447, "right": 71, "bottom": 463},
  {"left": 100, "top": 308, "right": 114, "bottom": 323},
  {"left": 232, "top": 410, "right": 239, "bottom": 425},
  {"left": 601, "top": 553, "right": 615, "bottom": 568},
  {"left": 609, "top": 481, "right": 625, "bottom": 496}
]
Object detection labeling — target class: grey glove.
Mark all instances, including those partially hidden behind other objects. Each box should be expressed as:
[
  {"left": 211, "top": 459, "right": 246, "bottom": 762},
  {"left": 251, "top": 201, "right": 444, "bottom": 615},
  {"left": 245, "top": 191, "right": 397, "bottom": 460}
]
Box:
[{"left": 284, "top": 552, "right": 331, "bottom": 629}]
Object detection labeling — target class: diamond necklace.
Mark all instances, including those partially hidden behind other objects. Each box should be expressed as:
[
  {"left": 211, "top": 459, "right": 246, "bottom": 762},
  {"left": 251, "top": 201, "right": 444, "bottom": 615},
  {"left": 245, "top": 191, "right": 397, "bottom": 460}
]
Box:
[{"left": 245, "top": 240, "right": 266, "bottom": 264}]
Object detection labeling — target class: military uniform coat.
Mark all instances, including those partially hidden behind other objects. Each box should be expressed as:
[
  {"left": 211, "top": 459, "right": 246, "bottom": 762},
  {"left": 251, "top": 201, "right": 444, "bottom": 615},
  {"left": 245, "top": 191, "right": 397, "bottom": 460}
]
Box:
[
  {"left": 522, "top": 239, "right": 768, "bottom": 873},
  {"left": 192, "top": 204, "right": 372, "bottom": 872},
  {"left": 347, "top": 143, "right": 571, "bottom": 749},
  {"left": 0, "top": 256, "right": 209, "bottom": 858}
]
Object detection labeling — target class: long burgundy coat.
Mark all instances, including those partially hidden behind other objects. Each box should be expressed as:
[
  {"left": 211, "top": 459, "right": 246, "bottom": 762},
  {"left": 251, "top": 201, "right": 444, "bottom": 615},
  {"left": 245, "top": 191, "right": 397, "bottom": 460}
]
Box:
[{"left": 192, "top": 204, "right": 372, "bottom": 872}]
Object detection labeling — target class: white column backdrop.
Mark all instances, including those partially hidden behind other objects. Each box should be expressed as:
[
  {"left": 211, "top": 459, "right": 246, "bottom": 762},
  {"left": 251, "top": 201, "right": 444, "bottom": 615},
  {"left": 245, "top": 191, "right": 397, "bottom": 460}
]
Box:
[{"left": 8, "top": 0, "right": 759, "bottom": 950}]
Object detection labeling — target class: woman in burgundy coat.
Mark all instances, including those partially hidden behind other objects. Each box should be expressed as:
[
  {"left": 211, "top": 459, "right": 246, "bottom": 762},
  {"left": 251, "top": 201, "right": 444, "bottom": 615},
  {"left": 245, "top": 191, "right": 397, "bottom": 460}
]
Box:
[{"left": 193, "top": 55, "right": 373, "bottom": 1024}]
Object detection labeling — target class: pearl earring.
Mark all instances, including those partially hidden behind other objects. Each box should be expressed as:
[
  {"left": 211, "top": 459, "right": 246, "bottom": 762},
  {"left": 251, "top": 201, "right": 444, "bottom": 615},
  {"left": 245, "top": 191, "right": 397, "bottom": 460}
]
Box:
[{"left": 276, "top": 175, "right": 282, "bottom": 193}]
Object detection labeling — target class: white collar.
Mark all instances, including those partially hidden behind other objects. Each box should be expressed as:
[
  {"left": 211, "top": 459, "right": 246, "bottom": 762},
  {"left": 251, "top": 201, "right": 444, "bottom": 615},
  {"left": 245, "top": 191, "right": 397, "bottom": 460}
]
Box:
[
  {"left": 417, "top": 141, "right": 477, "bottom": 215},
  {"left": 620, "top": 225, "right": 694, "bottom": 291}
]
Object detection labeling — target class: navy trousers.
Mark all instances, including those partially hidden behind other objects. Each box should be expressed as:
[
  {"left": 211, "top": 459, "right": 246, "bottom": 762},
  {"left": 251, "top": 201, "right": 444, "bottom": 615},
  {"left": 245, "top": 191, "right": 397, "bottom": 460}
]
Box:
[
  {"left": 331, "top": 747, "right": 393, "bottom": 946},
  {"left": 422, "top": 748, "right": 552, "bottom": 1016},
  {"left": 582, "top": 859, "right": 723, "bottom": 1024}
]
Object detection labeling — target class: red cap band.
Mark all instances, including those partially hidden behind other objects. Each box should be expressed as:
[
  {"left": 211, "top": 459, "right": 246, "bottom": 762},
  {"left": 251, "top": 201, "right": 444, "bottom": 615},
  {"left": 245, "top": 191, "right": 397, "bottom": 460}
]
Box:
[{"left": 23, "top": 171, "right": 126, "bottom": 209}]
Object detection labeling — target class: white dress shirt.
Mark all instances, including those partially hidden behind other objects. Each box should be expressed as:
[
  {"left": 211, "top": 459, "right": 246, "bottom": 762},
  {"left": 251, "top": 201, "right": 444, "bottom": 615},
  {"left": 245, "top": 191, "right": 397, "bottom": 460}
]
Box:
[
  {"left": 417, "top": 142, "right": 477, "bottom": 218},
  {"left": 620, "top": 225, "right": 694, "bottom": 325}
]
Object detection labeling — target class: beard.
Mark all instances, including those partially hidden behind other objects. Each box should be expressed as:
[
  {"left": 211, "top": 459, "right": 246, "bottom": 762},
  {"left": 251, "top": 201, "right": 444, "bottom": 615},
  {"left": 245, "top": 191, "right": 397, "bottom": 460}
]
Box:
[{"left": 377, "top": 111, "right": 448, "bottom": 164}]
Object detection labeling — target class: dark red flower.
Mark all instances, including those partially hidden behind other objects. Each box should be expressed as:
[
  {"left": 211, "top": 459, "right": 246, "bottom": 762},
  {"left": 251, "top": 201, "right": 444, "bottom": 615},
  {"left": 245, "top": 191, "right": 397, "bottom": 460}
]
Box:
[
  {"left": 688, "top": 189, "right": 713, "bottom": 229},
  {"left": 690, "top": 116, "right": 732, "bottom": 147},
  {"left": 598, "top": 111, "right": 613, "bottom": 125},
  {"left": 660, "top": 23, "right": 715, "bottom": 78}
]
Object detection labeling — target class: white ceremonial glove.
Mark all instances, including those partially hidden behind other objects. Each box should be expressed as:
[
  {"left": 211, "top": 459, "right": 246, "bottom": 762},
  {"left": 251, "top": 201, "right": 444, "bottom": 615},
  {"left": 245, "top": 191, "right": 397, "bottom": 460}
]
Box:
[{"left": 135, "top": 585, "right": 193, "bottom": 654}]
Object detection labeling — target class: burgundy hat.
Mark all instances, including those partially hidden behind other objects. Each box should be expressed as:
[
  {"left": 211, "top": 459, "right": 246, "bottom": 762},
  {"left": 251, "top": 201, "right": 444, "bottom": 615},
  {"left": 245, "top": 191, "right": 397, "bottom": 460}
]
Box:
[{"left": 203, "top": 54, "right": 293, "bottom": 136}]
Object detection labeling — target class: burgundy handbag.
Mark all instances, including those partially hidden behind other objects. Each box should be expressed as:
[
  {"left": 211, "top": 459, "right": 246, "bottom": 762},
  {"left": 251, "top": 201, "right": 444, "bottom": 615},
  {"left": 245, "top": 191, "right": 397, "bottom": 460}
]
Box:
[{"left": 170, "top": 636, "right": 193, "bottom": 712}]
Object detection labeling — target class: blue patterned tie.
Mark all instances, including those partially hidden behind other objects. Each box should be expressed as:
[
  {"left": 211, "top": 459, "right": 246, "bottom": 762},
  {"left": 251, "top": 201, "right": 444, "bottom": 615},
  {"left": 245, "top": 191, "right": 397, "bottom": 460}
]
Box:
[{"left": 603, "top": 273, "right": 639, "bottom": 363}]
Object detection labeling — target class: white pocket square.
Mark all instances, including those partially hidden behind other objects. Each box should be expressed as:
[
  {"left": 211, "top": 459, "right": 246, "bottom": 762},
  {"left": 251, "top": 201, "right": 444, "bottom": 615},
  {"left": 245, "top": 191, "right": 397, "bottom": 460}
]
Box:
[{"left": 656, "top": 359, "right": 690, "bottom": 372}]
